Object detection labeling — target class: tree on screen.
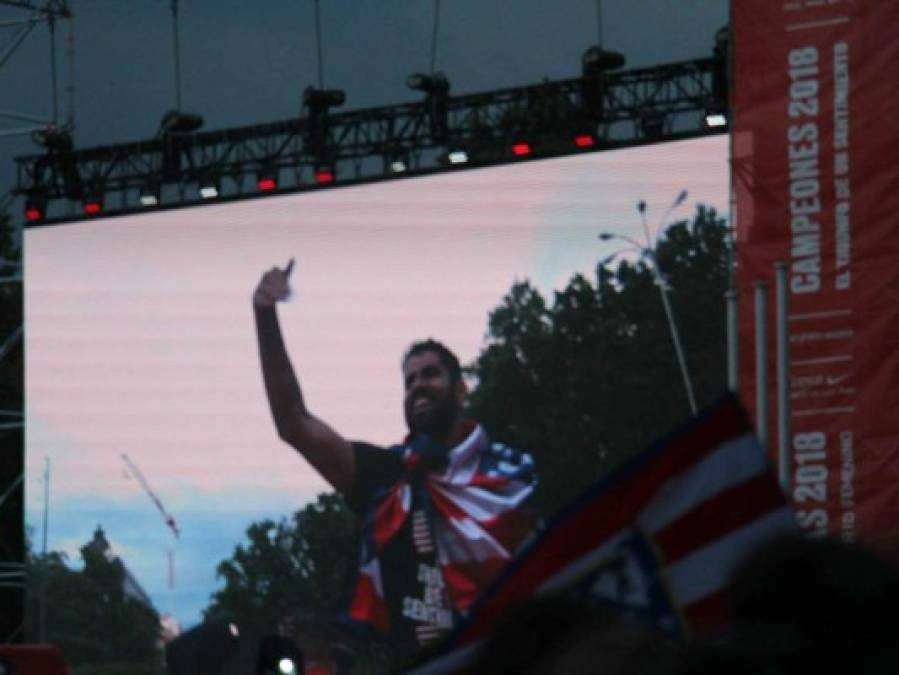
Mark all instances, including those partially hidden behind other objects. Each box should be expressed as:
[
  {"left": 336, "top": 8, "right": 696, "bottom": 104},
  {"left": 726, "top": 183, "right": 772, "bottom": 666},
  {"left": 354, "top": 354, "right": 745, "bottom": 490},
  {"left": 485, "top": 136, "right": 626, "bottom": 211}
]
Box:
[
  {"left": 205, "top": 493, "right": 378, "bottom": 668},
  {"left": 25, "top": 544, "right": 162, "bottom": 674},
  {"left": 466, "top": 204, "right": 729, "bottom": 518}
]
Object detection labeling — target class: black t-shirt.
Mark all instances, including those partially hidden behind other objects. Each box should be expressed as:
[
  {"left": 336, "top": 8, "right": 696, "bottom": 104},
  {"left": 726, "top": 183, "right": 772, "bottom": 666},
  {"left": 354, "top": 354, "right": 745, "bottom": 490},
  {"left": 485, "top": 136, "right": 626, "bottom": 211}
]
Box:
[{"left": 345, "top": 441, "right": 455, "bottom": 654}]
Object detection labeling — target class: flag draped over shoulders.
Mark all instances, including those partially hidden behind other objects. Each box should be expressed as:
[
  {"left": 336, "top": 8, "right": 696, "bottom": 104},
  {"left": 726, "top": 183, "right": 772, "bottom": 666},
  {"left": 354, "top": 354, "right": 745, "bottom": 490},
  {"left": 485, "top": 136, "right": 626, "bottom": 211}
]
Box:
[{"left": 345, "top": 422, "right": 539, "bottom": 642}]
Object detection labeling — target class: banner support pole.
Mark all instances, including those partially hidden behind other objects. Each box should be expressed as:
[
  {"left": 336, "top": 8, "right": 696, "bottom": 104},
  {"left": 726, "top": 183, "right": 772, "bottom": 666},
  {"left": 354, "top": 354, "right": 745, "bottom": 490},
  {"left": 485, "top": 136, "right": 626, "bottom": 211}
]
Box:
[
  {"left": 726, "top": 289, "right": 739, "bottom": 392},
  {"left": 754, "top": 281, "right": 768, "bottom": 450},
  {"left": 775, "top": 263, "right": 790, "bottom": 494}
]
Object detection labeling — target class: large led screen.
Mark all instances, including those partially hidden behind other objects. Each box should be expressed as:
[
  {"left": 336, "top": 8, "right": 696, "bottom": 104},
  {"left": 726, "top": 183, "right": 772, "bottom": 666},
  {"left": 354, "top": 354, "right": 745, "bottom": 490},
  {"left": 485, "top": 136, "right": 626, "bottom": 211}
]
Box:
[{"left": 25, "top": 135, "right": 729, "bottom": 670}]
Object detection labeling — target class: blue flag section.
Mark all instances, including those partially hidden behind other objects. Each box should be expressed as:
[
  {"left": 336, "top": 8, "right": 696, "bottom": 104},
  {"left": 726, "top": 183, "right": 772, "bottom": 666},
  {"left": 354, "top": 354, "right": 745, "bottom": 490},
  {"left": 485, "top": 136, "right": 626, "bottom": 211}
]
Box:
[
  {"left": 571, "top": 527, "right": 682, "bottom": 638},
  {"left": 405, "top": 394, "right": 798, "bottom": 675}
]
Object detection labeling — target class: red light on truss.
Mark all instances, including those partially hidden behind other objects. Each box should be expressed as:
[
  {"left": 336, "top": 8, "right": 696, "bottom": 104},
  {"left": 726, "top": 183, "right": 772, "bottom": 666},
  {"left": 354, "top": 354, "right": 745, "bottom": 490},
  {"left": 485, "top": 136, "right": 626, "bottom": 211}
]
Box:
[
  {"left": 257, "top": 177, "right": 277, "bottom": 191},
  {"left": 83, "top": 201, "right": 103, "bottom": 215}
]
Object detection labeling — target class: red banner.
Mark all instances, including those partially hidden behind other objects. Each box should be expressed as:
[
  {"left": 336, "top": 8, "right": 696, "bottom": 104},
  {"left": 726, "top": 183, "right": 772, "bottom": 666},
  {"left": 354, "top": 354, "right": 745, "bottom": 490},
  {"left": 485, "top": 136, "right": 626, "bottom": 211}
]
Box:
[{"left": 734, "top": 0, "right": 899, "bottom": 557}]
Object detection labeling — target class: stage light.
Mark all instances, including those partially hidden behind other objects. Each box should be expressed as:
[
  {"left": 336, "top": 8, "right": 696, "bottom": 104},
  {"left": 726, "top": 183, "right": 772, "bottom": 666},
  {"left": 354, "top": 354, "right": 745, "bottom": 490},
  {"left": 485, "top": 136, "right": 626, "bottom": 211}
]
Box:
[
  {"left": 581, "top": 46, "right": 626, "bottom": 120},
  {"left": 157, "top": 111, "right": 202, "bottom": 185},
  {"left": 582, "top": 46, "right": 627, "bottom": 75},
  {"left": 314, "top": 168, "right": 335, "bottom": 184},
  {"left": 199, "top": 178, "right": 219, "bottom": 199},
  {"left": 408, "top": 72, "right": 450, "bottom": 144},
  {"left": 32, "top": 126, "right": 83, "bottom": 198},
  {"left": 83, "top": 199, "right": 103, "bottom": 215},
  {"left": 31, "top": 126, "right": 73, "bottom": 152},
  {"left": 24, "top": 192, "right": 46, "bottom": 222},
  {"left": 158, "top": 111, "right": 202, "bottom": 183},
  {"left": 574, "top": 134, "right": 596, "bottom": 148},
  {"left": 257, "top": 167, "right": 278, "bottom": 192},
  {"left": 447, "top": 150, "right": 468, "bottom": 164},
  {"left": 278, "top": 657, "right": 298, "bottom": 674},
  {"left": 139, "top": 182, "right": 160, "bottom": 206},
  {"left": 511, "top": 142, "right": 532, "bottom": 156},
  {"left": 407, "top": 72, "right": 450, "bottom": 96},
  {"left": 705, "top": 110, "right": 728, "bottom": 128},
  {"left": 159, "top": 109, "right": 204, "bottom": 135},
  {"left": 303, "top": 87, "right": 345, "bottom": 162},
  {"left": 303, "top": 87, "right": 346, "bottom": 112}
]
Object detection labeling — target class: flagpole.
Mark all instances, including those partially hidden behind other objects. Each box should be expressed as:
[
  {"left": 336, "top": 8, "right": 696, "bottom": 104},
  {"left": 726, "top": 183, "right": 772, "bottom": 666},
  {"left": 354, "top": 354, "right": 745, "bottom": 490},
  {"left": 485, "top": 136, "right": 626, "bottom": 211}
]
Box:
[
  {"left": 754, "top": 281, "right": 769, "bottom": 450},
  {"left": 775, "top": 263, "right": 791, "bottom": 493}
]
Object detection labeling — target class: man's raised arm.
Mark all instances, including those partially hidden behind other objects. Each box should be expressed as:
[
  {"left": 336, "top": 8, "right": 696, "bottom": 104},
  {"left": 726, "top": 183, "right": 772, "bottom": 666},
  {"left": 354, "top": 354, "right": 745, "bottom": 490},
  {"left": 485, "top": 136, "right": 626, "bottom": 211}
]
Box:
[{"left": 253, "top": 260, "right": 355, "bottom": 493}]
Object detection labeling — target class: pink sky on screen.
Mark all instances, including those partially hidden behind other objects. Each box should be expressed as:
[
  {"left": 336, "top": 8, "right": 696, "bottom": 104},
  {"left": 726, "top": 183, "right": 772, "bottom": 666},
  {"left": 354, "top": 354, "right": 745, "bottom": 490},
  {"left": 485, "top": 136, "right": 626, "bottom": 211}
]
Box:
[
  {"left": 26, "top": 135, "right": 728, "bottom": 508},
  {"left": 24, "top": 136, "right": 728, "bottom": 622}
]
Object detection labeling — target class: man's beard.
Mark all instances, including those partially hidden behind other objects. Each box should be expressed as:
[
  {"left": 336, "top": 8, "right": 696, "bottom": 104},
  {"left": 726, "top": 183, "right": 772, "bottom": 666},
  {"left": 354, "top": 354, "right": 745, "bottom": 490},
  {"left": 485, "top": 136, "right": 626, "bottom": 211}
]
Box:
[{"left": 404, "top": 391, "right": 459, "bottom": 440}]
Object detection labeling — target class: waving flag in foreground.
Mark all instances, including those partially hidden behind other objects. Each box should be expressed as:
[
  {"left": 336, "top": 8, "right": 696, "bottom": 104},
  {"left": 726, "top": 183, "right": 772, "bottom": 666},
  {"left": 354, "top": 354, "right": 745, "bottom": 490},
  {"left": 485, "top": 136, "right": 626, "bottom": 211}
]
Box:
[{"left": 406, "top": 395, "right": 798, "bottom": 674}]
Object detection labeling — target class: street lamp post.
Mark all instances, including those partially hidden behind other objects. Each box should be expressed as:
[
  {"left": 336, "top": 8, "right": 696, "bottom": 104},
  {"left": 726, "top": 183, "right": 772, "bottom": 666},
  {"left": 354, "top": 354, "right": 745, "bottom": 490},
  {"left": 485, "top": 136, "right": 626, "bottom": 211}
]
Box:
[{"left": 599, "top": 191, "right": 698, "bottom": 416}]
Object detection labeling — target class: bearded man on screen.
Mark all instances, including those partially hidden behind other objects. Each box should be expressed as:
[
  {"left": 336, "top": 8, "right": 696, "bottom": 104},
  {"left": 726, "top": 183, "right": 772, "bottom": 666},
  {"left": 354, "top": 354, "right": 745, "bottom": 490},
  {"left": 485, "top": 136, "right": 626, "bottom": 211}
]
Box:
[{"left": 253, "top": 259, "right": 539, "bottom": 659}]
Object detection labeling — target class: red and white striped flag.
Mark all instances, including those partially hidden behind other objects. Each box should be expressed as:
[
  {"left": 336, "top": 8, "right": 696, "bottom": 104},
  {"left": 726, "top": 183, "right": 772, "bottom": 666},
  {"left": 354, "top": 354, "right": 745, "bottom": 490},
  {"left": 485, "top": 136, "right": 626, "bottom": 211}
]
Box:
[{"left": 407, "top": 394, "right": 797, "bottom": 674}]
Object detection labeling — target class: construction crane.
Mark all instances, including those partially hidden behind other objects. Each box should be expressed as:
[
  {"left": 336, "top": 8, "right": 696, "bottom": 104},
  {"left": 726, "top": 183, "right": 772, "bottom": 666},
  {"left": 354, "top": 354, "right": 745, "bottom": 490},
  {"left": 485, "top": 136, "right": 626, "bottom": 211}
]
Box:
[
  {"left": 121, "top": 453, "right": 180, "bottom": 538},
  {"left": 121, "top": 452, "right": 180, "bottom": 610}
]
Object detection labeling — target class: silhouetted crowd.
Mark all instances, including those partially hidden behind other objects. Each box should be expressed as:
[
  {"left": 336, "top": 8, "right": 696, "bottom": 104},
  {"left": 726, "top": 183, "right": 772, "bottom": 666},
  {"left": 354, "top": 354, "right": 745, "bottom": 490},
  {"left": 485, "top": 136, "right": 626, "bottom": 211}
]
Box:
[
  {"left": 241, "top": 535, "right": 899, "bottom": 674},
  {"left": 469, "top": 536, "right": 899, "bottom": 675}
]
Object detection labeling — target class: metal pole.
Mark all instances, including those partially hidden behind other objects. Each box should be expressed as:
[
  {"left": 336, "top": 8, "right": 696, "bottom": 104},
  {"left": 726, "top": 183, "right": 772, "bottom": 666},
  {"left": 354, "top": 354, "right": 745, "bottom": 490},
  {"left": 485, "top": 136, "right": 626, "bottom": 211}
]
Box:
[
  {"left": 596, "top": 0, "right": 603, "bottom": 49},
  {"left": 171, "top": 0, "right": 182, "bottom": 111},
  {"left": 726, "top": 289, "right": 738, "bottom": 391},
  {"left": 65, "top": 9, "right": 75, "bottom": 131},
  {"left": 636, "top": 194, "right": 697, "bottom": 415},
  {"left": 775, "top": 263, "right": 791, "bottom": 493},
  {"left": 314, "top": 0, "right": 324, "bottom": 89},
  {"left": 48, "top": 14, "right": 58, "bottom": 126},
  {"left": 652, "top": 254, "right": 698, "bottom": 415},
  {"left": 726, "top": 60, "right": 739, "bottom": 395},
  {"left": 429, "top": 0, "right": 440, "bottom": 73},
  {"left": 38, "top": 457, "right": 50, "bottom": 641},
  {"left": 754, "top": 281, "right": 769, "bottom": 450}
]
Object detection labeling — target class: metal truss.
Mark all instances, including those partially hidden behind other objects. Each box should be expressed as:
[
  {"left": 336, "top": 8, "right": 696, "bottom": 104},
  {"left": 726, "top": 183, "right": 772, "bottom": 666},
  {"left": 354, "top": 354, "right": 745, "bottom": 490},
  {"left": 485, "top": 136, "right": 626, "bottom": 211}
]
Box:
[
  {"left": 0, "top": 0, "right": 33, "bottom": 618},
  {"left": 14, "top": 56, "right": 723, "bottom": 219},
  {"left": 0, "top": 1, "right": 72, "bottom": 138},
  {"left": 0, "top": 242, "right": 23, "bottom": 644}
]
